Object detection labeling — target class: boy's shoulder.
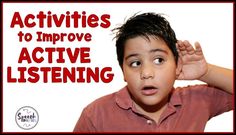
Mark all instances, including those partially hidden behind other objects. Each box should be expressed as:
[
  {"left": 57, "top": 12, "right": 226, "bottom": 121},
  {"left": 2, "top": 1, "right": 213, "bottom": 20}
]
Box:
[
  {"left": 86, "top": 84, "right": 217, "bottom": 108},
  {"left": 84, "top": 86, "right": 128, "bottom": 111},
  {"left": 172, "top": 84, "right": 226, "bottom": 102},
  {"left": 174, "top": 84, "right": 215, "bottom": 95},
  {"left": 87, "top": 92, "right": 116, "bottom": 108}
]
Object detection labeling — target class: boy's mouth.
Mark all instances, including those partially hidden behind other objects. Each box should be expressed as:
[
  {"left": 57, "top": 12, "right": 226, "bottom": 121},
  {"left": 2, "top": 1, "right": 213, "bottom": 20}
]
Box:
[{"left": 141, "top": 86, "right": 158, "bottom": 96}]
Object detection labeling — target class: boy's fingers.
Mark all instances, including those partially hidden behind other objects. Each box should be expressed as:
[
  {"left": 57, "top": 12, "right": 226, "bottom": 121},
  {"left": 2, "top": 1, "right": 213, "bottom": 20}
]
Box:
[
  {"left": 183, "top": 40, "right": 195, "bottom": 55},
  {"left": 176, "top": 47, "right": 182, "bottom": 58},
  {"left": 177, "top": 40, "right": 187, "bottom": 56},
  {"left": 176, "top": 42, "right": 182, "bottom": 57},
  {"left": 194, "top": 42, "right": 203, "bottom": 55}
]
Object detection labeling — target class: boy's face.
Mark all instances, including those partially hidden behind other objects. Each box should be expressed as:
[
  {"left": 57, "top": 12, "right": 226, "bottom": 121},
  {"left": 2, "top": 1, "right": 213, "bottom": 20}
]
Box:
[{"left": 122, "top": 36, "right": 178, "bottom": 106}]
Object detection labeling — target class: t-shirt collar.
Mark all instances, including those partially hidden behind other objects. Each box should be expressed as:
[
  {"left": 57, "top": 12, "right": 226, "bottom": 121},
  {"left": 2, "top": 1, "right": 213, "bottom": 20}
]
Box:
[
  {"left": 115, "top": 86, "right": 133, "bottom": 110},
  {"left": 115, "top": 85, "right": 182, "bottom": 110}
]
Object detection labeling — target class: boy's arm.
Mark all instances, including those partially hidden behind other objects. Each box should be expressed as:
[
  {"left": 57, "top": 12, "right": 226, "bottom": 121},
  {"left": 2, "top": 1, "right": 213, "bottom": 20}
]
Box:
[
  {"left": 73, "top": 108, "right": 96, "bottom": 132},
  {"left": 199, "top": 64, "right": 233, "bottom": 94},
  {"left": 176, "top": 40, "right": 233, "bottom": 94}
]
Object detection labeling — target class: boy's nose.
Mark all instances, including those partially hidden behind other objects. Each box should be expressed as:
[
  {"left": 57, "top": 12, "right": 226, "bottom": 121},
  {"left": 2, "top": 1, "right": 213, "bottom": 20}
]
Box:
[{"left": 140, "top": 65, "right": 154, "bottom": 80}]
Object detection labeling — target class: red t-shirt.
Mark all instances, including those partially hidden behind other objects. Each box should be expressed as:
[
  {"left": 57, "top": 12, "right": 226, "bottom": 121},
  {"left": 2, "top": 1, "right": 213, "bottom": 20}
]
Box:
[{"left": 73, "top": 84, "right": 233, "bottom": 132}]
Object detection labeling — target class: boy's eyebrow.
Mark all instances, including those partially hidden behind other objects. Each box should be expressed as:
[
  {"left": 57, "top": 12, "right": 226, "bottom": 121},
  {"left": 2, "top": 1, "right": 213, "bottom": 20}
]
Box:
[
  {"left": 150, "top": 48, "right": 168, "bottom": 54},
  {"left": 125, "top": 48, "right": 168, "bottom": 60},
  {"left": 125, "top": 54, "right": 139, "bottom": 60}
]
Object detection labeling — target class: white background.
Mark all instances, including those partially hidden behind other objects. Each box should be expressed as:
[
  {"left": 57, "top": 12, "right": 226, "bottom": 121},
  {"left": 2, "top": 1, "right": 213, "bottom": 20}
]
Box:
[{"left": 3, "top": 3, "right": 233, "bottom": 132}]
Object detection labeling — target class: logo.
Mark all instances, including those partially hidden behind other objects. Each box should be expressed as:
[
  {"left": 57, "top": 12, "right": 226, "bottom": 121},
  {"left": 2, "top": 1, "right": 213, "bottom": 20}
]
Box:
[{"left": 15, "top": 106, "right": 39, "bottom": 130}]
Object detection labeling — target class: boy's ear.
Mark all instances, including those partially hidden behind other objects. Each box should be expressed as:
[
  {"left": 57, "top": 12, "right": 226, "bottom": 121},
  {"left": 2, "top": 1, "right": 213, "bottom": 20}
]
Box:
[
  {"left": 122, "top": 70, "right": 127, "bottom": 82},
  {"left": 176, "top": 59, "right": 182, "bottom": 79},
  {"left": 124, "top": 77, "right": 127, "bottom": 82}
]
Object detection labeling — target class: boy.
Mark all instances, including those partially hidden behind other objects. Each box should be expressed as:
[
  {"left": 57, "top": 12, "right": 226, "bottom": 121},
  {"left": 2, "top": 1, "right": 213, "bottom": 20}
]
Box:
[{"left": 73, "top": 13, "right": 233, "bottom": 132}]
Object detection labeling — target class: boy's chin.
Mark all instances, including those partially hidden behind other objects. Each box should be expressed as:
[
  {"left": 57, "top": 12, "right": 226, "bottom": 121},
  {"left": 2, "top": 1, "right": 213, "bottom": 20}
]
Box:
[{"left": 140, "top": 97, "right": 164, "bottom": 106}]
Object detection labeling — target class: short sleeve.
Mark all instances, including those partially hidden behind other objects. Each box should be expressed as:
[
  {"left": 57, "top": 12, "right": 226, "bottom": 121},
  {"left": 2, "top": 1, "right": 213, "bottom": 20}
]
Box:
[
  {"left": 73, "top": 107, "right": 96, "bottom": 132},
  {"left": 206, "top": 86, "right": 233, "bottom": 119}
]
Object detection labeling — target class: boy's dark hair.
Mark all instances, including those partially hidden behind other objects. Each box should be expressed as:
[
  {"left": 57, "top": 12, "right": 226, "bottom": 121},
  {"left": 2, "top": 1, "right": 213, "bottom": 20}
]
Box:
[{"left": 113, "top": 12, "right": 178, "bottom": 68}]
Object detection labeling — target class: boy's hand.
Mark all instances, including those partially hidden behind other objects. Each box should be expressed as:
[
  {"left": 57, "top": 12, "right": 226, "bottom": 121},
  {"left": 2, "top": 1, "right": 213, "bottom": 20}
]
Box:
[{"left": 176, "top": 40, "right": 208, "bottom": 80}]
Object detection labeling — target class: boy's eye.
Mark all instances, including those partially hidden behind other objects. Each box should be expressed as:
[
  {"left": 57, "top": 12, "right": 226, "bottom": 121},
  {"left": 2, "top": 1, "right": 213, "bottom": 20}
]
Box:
[
  {"left": 153, "top": 58, "right": 164, "bottom": 65},
  {"left": 130, "top": 61, "right": 141, "bottom": 67}
]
